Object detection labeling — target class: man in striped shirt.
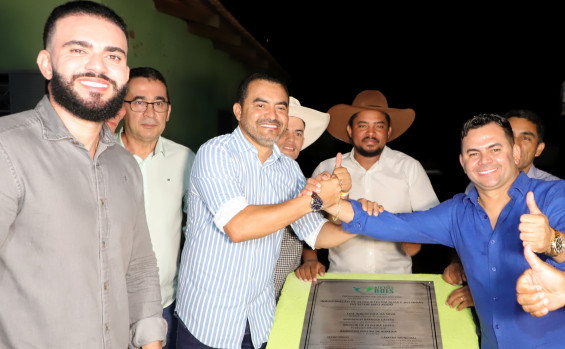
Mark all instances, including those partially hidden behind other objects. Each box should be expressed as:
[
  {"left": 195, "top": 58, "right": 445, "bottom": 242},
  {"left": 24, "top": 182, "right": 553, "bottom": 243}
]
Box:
[{"left": 175, "top": 73, "right": 354, "bottom": 348}]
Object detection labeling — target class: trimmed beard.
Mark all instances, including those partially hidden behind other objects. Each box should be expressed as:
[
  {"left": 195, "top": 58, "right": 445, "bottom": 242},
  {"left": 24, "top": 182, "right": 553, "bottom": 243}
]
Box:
[
  {"left": 354, "top": 144, "right": 385, "bottom": 158},
  {"left": 50, "top": 70, "right": 127, "bottom": 122},
  {"left": 239, "top": 116, "right": 284, "bottom": 147}
]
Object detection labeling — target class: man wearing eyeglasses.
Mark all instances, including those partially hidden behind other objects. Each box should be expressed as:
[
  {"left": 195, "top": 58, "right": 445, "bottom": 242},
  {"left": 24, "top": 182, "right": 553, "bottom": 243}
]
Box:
[{"left": 117, "top": 66, "right": 195, "bottom": 349}]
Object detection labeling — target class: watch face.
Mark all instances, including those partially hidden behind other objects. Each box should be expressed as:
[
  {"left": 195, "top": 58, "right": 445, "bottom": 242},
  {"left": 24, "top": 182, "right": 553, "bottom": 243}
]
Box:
[{"left": 311, "top": 192, "right": 323, "bottom": 212}]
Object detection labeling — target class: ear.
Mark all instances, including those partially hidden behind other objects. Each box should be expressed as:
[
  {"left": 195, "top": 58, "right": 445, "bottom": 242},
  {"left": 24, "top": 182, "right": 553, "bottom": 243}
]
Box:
[
  {"left": 346, "top": 124, "right": 352, "bottom": 139},
  {"left": 459, "top": 153, "right": 466, "bottom": 173},
  {"left": 36, "top": 50, "right": 53, "bottom": 80},
  {"left": 165, "top": 103, "right": 171, "bottom": 122},
  {"left": 233, "top": 103, "right": 242, "bottom": 122},
  {"left": 534, "top": 141, "right": 545, "bottom": 158},
  {"left": 513, "top": 143, "right": 521, "bottom": 166},
  {"left": 387, "top": 126, "right": 392, "bottom": 138}
]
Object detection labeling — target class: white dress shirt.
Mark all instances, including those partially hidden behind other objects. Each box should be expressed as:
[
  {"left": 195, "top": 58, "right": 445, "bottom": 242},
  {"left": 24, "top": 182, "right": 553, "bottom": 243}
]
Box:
[{"left": 313, "top": 146, "right": 439, "bottom": 274}]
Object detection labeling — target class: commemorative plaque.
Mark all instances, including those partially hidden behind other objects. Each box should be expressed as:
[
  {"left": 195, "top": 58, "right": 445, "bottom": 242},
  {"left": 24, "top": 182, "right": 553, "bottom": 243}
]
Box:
[{"left": 300, "top": 279, "right": 442, "bottom": 348}]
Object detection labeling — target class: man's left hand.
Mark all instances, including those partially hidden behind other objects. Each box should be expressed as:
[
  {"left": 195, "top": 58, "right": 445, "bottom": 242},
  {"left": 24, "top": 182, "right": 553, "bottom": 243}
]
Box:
[
  {"left": 446, "top": 285, "right": 474, "bottom": 311},
  {"left": 332, "top": 153, "right": 352, "bottom": 194},
  {"left": 519, "top": 191, "right": 553, "bottom": 254}
]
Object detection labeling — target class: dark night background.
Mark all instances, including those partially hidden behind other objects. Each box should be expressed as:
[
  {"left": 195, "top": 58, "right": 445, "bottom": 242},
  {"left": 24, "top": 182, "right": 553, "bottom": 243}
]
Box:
[{"left": 221, "top": 2, "right": 565, "bottom": 273}]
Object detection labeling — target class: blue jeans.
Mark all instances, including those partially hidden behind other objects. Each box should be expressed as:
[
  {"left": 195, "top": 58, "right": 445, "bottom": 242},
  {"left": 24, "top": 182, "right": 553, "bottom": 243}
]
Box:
[
  {"left": 163, "top": 301, "right": 178, "bottom": 349},
  {"left": 176, "top": 318, "right": 266, "bottom": 348}
]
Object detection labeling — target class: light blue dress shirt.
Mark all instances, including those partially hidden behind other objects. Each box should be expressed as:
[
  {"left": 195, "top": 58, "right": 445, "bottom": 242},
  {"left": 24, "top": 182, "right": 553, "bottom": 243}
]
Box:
[{"left": 176, "top": 127, "right": 326, "bottom": 348}]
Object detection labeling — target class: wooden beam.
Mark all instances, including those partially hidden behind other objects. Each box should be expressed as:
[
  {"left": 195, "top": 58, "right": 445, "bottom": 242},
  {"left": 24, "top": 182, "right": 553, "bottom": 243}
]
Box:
[
  {"left": 187, "top": 22, "right": 241, "bottom": 46},
  {"left": 153, "top": 0, "right": 219, "bottom": 27}
]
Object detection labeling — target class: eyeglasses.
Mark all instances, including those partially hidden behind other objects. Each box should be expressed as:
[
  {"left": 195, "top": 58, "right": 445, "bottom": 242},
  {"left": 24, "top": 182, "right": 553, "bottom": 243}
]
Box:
[{"left": 124, "top": 99, "right": 170, "bottom": 113}]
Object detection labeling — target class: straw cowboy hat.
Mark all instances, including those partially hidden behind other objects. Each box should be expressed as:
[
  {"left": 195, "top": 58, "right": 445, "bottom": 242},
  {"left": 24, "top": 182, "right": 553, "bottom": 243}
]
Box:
[
  {"left": 327, "top": 90, "right": 415, "bottom": 143},
  {"left": 289, "top": 96, "right": 330, "bottom": 150}
]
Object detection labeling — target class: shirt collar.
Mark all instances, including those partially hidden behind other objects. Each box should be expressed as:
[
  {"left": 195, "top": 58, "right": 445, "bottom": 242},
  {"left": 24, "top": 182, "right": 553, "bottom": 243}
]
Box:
[
  {"left": 527, "top": 164, "right": 539, "bottom": 178},
  {"left": 349, "top": 145, "right": 390, "bottom": 170},
  {"left": 37, "top": 95, "right": 115, "bottom": 147},
  {"left": 509, "top": 171, "right": 530, "bottom": 197},
  {"left": 232, "top": 126, "right": 282, "bottom": 162},
  {"left": 465, "top": 171, "right": 529, "bottom": 205},
  {"left": 115, "top": 127, "right": 164, "bottom": 157}
]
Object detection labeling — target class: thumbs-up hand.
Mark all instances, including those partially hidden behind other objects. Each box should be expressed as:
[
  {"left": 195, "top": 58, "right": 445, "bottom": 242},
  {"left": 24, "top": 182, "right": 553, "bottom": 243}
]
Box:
[
  {"left": 332, "top": 153, "right": 352, "bottom": 195},
  {"left": 516, "top": 246, "right": 565, "bottom": 317},
  {"left": 519, "top": 192, "right": 553, "bottom": 254}
]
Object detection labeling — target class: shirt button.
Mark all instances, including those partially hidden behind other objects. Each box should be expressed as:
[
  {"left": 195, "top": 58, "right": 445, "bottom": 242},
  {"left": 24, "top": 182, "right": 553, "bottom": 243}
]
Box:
[
  {"left": 102, "top": 241, "right": 106, "bottom": 248},
  {"left": 484, "top": 215, "right": 488, "bottom": 219},
  {"left": 356, "top": 223, "right": 361, "bottom": 229},
  {"left": 491, "top": 267, "right": 497, "bottom": 272},
  {"left": 104, "top": 282, "right": 108, "bottom": 290},
  {"left": 105, "top": 324, "right": 109, "bottom": 332},
  {"left": 493, "top": 296, "right": 498, "bottom": 301},
  {"left": 490, "top": 240, "right": 495, "bottom": 245},
  {"left": 495, "top": 324, "right": 500, "bottom": 330},
  {"left": 101, "top": 200, "right": 105, "bottom": 206}
]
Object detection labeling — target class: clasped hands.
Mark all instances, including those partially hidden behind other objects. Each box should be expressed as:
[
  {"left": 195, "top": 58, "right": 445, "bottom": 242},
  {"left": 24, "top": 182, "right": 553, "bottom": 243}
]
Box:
[{"left": 299, "top": 153, "right": 381, "bottom": 216}]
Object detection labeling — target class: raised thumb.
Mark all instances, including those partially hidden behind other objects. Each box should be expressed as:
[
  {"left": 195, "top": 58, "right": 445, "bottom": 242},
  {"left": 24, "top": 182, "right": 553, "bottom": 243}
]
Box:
[
  {"left": 524, "top": 245, "right": 545, "bottom": 271},
  {"left": 526, "top": 191, "right": 541, "bottom": 214},
  {"left": 334, "top": 152, "right": 342, "bottom": 169}
]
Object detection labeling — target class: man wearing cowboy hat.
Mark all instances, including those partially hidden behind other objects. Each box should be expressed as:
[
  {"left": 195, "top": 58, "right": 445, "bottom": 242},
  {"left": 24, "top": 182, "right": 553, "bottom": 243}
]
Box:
[
  {"left": 311, "top": 90, "right": 439, "bottom": 275},
  {"left": 273, "top": 96, "right": 351, "bottom": 300}
]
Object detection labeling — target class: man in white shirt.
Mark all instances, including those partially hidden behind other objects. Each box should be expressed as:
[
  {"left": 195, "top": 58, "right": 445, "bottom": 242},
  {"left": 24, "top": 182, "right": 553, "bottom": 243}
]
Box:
[
  {"left": 117, "top": 67, "right": 195, "bottom": 349},
  {"left": 310, "top": 90, "right": 439, "bottom": 274}
]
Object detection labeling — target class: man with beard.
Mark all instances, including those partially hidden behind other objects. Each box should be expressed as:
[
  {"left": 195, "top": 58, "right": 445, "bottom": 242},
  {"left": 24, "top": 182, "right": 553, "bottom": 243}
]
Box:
[
  {"left": 175, "top": 73, "right": 356, "bottom": 349},
  {"left": 308, "top": 90, "right": 439, "bottom": 275},
  {"left": 0, "top": 1, "right": 165, "bottom": 348}
]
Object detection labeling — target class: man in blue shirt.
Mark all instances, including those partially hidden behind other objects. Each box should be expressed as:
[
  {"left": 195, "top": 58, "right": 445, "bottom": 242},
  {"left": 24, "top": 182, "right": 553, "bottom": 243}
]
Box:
[
  {"left": 175, "top": 73, "right": 353, "bottom": 349},
  {"left": 325, "top": 113, "right": 565, "bottom": 349}
]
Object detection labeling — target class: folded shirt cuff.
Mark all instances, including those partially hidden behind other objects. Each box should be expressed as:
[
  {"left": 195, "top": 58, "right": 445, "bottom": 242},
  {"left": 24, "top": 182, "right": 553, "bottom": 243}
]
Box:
[
  {"left": 341, "top": 199, "right": 367, "bottom": 234},
  {"left": 213, "top": 196, "right": 248, "bottom": 233},
  {"left": 129, "top": 316, "right": 167, "bottom": 349}
]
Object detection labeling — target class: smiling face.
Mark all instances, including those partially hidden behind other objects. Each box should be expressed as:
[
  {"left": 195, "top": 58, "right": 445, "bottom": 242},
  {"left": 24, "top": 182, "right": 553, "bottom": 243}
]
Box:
[
  {"left": 277, "top": 116, "right": 305, "bottom": 160},
  {"left": 233, "top": 79, "right": 289, "bottom": 151},
  {"left": 37, "top": 14, "right": 129, "bottom": 121},
  {"left": 508, "top": 117, "right": 545, "bottom": 173},
  {"left": 122, "top": 77, "right": 170, "bottom": 144},
  {"left": 460, "top": 122, "right": 520, "bottom": 193}
]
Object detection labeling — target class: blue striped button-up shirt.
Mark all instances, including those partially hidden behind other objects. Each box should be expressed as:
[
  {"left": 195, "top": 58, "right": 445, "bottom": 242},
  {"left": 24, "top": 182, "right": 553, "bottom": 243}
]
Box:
[{"left": 176, "top": 126, "right": 327, "bottom": 348}]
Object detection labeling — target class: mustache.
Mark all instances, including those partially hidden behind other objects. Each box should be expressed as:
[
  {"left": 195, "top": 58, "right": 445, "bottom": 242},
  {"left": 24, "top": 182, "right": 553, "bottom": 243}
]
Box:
[
  {"left": 72, "top": 72, "right": 118, "bottom": 89},
  {"left": 257, "top": 118, "right": 283, "bottom": 127},
  {"left": 362, "top": 136, "right": 379, "bottom": 142}
]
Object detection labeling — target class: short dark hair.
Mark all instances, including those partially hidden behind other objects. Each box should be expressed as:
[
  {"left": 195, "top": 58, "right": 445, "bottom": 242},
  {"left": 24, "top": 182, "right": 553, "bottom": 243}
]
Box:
[
  {"left": 348, "top": 110, "right": 391, "bottom": 128},
  {"left": 460, "top": 113, "right": 514, "bottom": 152},
  {"left": 236, "top": 72, "right": 289, "bottom": 106},
  {"left": 129, "top": 67, "right": 170, "bottom": 102},
  {"left": 43, "top": 0, "right": 128, "bottom": 49},
  {"left": 503, "top": 109, "right": 545, "bottom": 143}
]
